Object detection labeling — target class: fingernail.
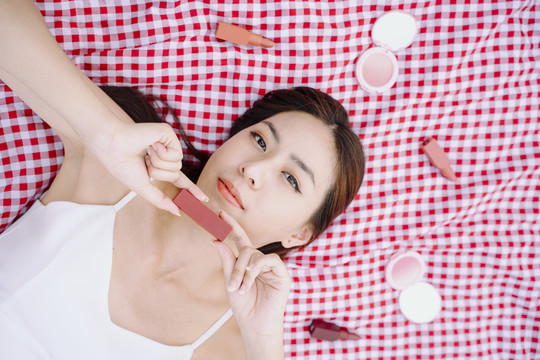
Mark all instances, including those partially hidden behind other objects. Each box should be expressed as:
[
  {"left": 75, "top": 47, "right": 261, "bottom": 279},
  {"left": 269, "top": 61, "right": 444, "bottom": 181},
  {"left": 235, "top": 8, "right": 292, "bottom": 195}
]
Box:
[
  {"left": 227, "top": 280, "right": 237, "bottom": 292},
  {"left": 239, "top": 284, "right": 247, "bottom": 294},
  {"left": 147, "top": 147, "right": 154, "bottom": 155},
  {"left": 196, "top": 189, "right": 209, "bottom": 202}
]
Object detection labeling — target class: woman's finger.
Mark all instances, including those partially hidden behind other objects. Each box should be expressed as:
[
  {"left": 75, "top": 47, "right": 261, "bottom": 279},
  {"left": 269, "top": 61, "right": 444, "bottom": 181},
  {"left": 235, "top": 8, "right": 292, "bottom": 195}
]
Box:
[
  {"left": 146, "top": 164, "right": 208, "bottom": 203},
  {"left": 151, "top": 142, "right": 183, "bottom": 162},
  {"left": 171, "top": 172, "right": 209, "bottom": 202},
  {"left": 237, "top": 253, "right": 265, "bottom": 294},
  {"left": 212, "top": 240, "right": 236, "bottom": 283},
  {"left": 131, "top": 178, "right": 181, "bottom": 216},
  {"left": 218, "top": 210, "right": 254, "bottom": 250},
  {"left": 229, "top": 248, "right": 259, "bottom": 293},
  {"left": 146, "top": 146, "right": 183, "bottom": 172},
  {"left": 245, "top": 253, "right": 291, "bottom": 292},
  {"left": 146, "top": 163, "right": 182, "bottom": 183}
]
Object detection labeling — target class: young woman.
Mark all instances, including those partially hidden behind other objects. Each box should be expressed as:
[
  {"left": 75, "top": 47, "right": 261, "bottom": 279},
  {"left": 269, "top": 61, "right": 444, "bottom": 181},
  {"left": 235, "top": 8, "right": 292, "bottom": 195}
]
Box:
[{"left": 0, "top": 1, "right": 365, "bottom": 359}]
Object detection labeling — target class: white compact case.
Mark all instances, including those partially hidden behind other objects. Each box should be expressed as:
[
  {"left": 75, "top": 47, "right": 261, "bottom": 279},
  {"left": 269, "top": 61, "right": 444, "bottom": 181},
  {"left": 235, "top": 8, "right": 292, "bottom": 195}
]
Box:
[
  {"left": 385, "top": 251, "right": 442, "bottom": 324},
  {"left": 356, "top": 11, "right": 418, "bottom": 93}
]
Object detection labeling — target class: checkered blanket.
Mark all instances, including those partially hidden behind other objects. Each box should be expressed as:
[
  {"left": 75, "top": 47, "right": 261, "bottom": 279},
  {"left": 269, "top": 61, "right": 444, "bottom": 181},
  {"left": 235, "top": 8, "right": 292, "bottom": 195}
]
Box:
[{"left": 1, "top": 1, "right": 538, "bottom": 359}]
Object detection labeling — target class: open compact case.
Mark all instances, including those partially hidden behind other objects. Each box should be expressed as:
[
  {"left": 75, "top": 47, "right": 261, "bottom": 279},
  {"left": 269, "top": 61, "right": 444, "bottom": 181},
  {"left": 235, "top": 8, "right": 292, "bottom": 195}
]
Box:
[
  {"left": 385, "top": 251, "right": 442, "bottom": 323},
  {"left": 356, "top": 11, "right": 418, "bottom": 93}
]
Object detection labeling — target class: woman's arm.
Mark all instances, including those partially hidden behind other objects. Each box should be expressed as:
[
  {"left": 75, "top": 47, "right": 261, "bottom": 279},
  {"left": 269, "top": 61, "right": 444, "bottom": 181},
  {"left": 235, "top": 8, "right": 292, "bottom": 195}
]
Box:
[
  {"left": 0, "top": 0, "right": 207, "bottom": 212},
  {"left": 0, "top": 0, "right": 121, "bottom": 147}
]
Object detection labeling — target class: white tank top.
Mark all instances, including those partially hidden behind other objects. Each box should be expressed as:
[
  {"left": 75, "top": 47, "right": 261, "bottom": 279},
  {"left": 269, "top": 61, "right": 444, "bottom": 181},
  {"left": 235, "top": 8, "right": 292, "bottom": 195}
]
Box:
[{"left": 0, "top": 192, "right": 233, "bottom": 360}]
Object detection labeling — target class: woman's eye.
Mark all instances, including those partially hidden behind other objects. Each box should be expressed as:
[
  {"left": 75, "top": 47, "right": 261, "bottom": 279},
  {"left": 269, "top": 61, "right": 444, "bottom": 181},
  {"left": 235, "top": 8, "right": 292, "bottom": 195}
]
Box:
[
  {"left": 284, "top": 172, "right": 301, "bottom": 193},
  {"left": 251, "top": 132, "right": 266, "bottom": 151}
]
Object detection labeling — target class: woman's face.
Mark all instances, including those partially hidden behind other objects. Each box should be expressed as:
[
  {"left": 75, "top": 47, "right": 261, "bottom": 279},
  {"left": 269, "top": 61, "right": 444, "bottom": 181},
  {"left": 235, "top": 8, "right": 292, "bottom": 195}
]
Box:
[{"left": 197, "top": 111, "right": 336, "bottom": 248}]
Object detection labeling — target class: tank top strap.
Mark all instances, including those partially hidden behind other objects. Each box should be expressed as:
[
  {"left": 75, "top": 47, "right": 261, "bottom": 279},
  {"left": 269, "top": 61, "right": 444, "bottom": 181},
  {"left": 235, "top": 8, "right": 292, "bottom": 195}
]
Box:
[
  {"left": 113, "top": 191, "right": 137, "bottom": 212},
  {"left": 191, "top": 309, "right": 233, "bottom": 350}
]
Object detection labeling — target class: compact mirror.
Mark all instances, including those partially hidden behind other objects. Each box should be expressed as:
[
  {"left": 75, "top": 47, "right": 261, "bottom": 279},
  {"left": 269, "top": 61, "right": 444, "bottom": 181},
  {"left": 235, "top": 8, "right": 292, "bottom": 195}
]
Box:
[
  {"left": 372, "top": 11, "right": 417, "bottom": 52},
  {"left": 385, "top": 251, "right": 442, "bottom": 323},
  {"left": 399, "top": 282, "right": 442, "bottom": 323},
  {"left": 355, "top": 11, "right": 418, "bottom": 93},
  {"left": 385, "top": 251, "right": 425, "bottom": 290}
]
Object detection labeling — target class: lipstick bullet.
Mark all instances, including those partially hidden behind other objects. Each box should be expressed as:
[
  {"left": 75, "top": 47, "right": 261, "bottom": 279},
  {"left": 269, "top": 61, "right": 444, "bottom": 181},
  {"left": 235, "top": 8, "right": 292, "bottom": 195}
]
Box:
[
  {"left": 216, "top": 21, "right": 275, "bottom": 48},
  {"left": 309, "top": 319, "right": 361, "bottom": 341},
  {"left": 421, "top": 137, "right": 458, "bottom": 182}
]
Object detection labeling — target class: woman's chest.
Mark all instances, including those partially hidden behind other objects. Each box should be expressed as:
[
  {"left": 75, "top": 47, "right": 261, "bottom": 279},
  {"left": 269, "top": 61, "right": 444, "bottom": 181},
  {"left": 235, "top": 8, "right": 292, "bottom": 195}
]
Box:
[
  {"left": 109, "top": 215, "right": 244, "bottom": 357},
  {"left": 108, "top": 266, "right": 226, "bottom": 345}
]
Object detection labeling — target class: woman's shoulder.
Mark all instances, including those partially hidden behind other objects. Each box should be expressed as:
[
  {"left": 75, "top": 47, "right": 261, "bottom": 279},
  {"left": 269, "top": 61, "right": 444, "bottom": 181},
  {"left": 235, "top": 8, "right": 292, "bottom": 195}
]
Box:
[{"left": 41, "top": 147, "right": 130, "bottom": 206}]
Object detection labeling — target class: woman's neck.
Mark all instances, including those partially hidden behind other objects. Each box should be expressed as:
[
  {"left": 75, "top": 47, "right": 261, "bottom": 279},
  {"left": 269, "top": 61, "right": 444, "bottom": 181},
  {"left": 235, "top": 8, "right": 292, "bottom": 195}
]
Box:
[{"left": 138, "top": 181, "right": 228, "bottom": 298}]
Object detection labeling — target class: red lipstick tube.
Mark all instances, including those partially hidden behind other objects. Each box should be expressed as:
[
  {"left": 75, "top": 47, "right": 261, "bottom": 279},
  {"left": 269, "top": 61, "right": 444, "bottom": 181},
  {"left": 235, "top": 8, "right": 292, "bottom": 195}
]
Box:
[
  {"left": 173, "top": 189, "right": 232, "bottom": 241},
  {"left": 421, "top": 137, "right": 458, "bottom": 182},
  {"left": 309, "top": 319, "right": 361, "bottom": 341},
  {"left": 216, "top": 21, "right": 275, "bottom": 48}
]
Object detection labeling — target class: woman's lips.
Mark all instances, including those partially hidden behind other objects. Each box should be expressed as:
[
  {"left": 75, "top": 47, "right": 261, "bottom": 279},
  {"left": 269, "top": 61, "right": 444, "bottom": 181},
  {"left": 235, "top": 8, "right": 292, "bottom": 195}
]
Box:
[{"left": 217, "top": 178, "right": 244, "bottom": 210}]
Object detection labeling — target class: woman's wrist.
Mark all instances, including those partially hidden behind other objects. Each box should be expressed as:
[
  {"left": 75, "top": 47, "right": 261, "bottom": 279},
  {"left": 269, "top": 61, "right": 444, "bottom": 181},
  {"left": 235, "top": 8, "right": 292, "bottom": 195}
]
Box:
[
  {"left": 241, "top": 319, "right": 285, "bottom": 360},
  {"left": 78, "top": 115, "right": 124, "bottom": 158},
  {"left": 243, "top": 332, "right": 284, "bottom": 360},
  {"left": 71, "top": 75, "right": 138, "bottom": 156}
]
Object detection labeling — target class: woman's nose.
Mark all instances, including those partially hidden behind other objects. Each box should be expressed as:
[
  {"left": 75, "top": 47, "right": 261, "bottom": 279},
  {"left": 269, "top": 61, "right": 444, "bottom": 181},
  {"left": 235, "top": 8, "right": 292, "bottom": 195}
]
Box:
[{"left": 239, "top": 161, "right": 265, "bottom": 189}]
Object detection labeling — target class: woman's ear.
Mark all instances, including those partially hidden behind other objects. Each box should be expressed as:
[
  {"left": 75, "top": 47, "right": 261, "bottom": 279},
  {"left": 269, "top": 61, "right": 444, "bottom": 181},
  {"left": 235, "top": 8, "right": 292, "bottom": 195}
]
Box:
[{"left": 281, "top": 225, "right": 313, "bottom": 249}]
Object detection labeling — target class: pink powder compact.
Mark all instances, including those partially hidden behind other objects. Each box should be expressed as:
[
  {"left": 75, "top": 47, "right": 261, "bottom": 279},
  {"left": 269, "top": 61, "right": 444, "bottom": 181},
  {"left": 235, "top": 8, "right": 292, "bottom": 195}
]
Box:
[
  {"left": 356, "top": 11, "right": 418, "bottom": 93},
  {"left": 385, "top": 251, "right": 442, "bottom": 323},
  {"left": 385, "top": 251, "right": 425, "bottom": 290}
]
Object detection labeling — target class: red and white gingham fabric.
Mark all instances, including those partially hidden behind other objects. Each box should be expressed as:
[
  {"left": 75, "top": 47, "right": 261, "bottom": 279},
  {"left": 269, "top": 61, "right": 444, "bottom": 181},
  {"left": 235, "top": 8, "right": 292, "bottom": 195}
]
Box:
[{"left": 1, "top": 0, "right": 538, "bottom": 359}]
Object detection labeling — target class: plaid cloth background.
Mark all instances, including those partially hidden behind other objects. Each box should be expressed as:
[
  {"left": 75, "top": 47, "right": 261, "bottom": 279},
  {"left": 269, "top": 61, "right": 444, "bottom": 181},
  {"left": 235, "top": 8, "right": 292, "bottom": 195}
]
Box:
[{"left": 1, "top": 0, "right": 538, "bottom": 359}]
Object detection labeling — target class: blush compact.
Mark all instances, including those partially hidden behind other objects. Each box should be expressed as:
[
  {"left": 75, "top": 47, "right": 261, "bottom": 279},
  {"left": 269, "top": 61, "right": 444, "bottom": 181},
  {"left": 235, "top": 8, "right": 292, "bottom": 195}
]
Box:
[
  {"left": 356, "top": 11, "right": 418, "bottom": 93},
  {"left": 385, "top": 251, "right": 442, "bottom": 324}
]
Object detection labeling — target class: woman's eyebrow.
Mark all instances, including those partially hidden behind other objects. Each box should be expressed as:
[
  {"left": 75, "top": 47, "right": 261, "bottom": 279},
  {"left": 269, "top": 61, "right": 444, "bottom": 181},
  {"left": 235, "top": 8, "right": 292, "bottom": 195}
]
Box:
[
  {"left": 262, "top": 120, "right": 280, "bottom": 143},
  {"left": 291, "top": 154, "right": 316, "bottom": 186}
]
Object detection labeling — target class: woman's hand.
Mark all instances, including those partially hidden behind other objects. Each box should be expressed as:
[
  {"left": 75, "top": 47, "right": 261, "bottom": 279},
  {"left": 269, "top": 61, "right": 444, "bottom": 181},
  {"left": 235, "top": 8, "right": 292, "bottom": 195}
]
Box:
[
  {"left": 212, "top": 211, "right": 290, "bottom": 360},
  {"left": 99, "top": 121, "right": 208, "bottom": 215}
]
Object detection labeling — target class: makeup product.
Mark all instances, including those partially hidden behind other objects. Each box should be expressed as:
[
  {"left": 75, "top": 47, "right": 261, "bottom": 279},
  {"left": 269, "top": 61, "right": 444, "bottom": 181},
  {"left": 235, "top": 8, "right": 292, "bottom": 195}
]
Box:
[
  {"left": 355, "top": 11, "right": 417, "bottom": 93},
  {"left": 309, "top": 319, "right": 361, "bottom": 341},
  {"left": 421, "top": 137, "right": 458, "bottom": 182},
  {"left": 173, "top": 189, "right": 232, "bottom": 241},
  {"left": 399, "top": 282, "right": 442, "bottom": 323},
  {"left": 216, "top": 21, "right": 275, "bottom": 48},
  {"left": 385, "top": 251, "right": 426, "bottom": 291},
  {"left": 385, "top": 251, "right": 442, "bottom": 323}
]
